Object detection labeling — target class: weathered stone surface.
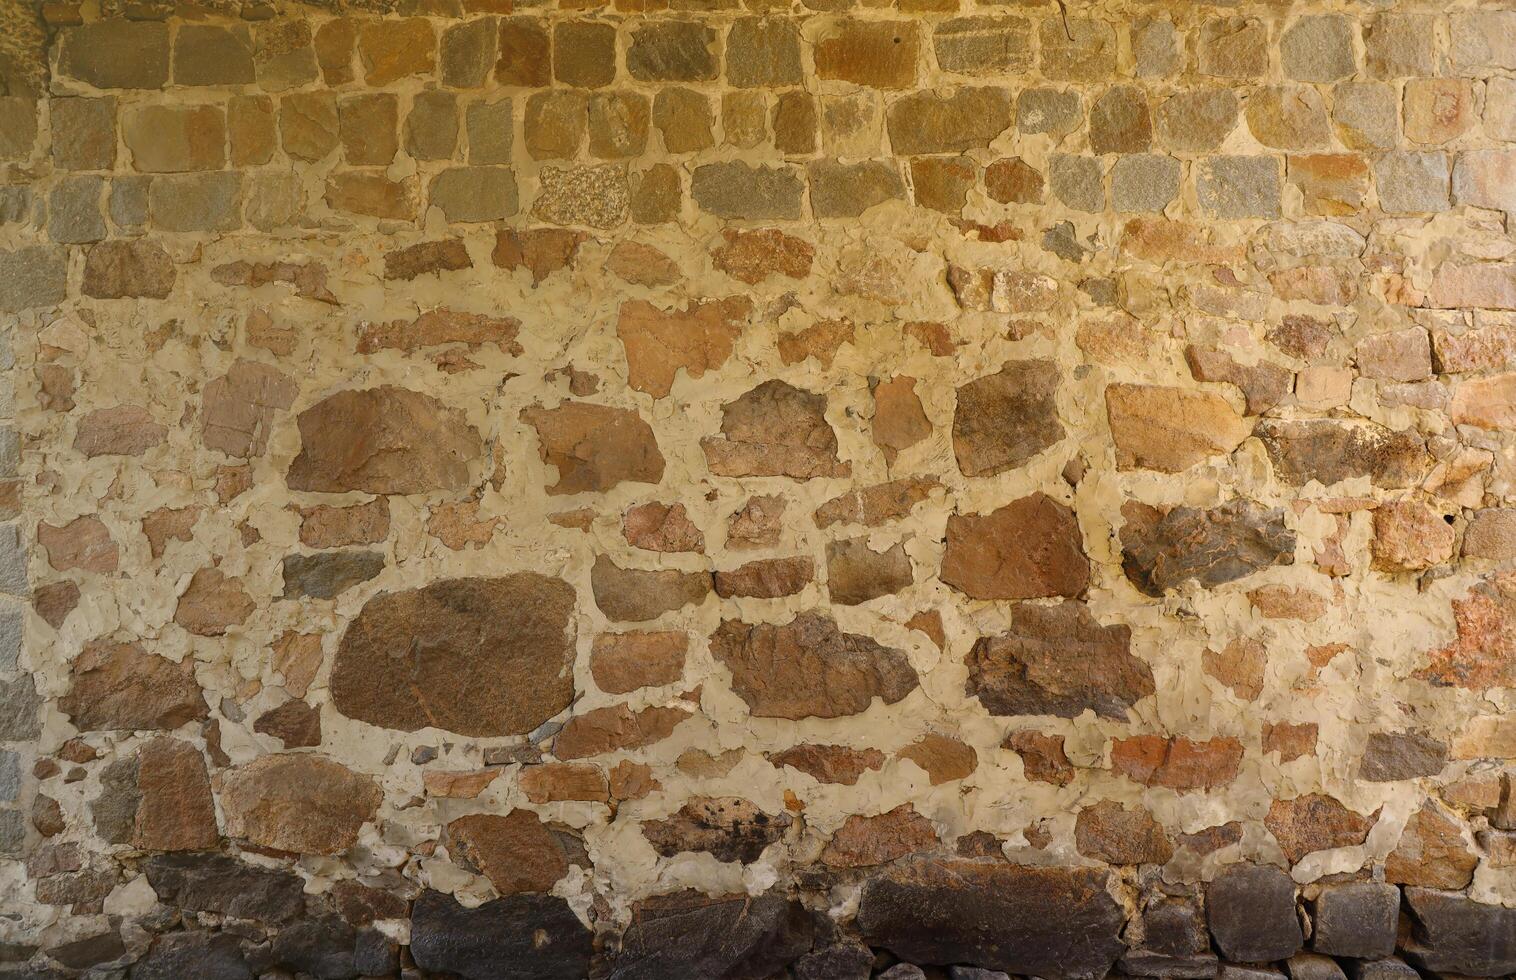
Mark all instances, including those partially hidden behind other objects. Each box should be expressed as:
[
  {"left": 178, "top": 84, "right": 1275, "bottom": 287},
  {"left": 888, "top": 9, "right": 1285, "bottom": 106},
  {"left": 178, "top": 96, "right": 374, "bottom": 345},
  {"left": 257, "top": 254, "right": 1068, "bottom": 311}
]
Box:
[
  {"left": 941, "top": 494, "right": 1089, "bottom": 600},
  {"left": 591, "top": 631, "right": 686, "bottom": 694},
  {"left": 893, "top": 733, "right": 976, "bottom": 786},
  {"left": 1106, "top": 383, "right": 1250, "bottom": 472},
  {"left": 1075, "top": 801, "right": 1172, "bottom": 865},
  {"left": 1415, "top": 574, "right": 1516, "bottom": 690},
  {"left": 710, "top": 613, "right": 918, "bottom": 719},
  {"left": 71, "top": 405, "right": 165, "bottom": 458},
  {"left": 690, "top": 161, "right": 803, "bottom": 220},
  {"left": 643, "top": 797, "right": 792, "bottom": 863},
  {"left": 254, "top": 699, "right": 320, "bottom": 748},
  {"left": 822, "top": 804, "right": 938, "bottom": 868},
  {"left": 554, "top": 703, "right": 691, "bottom": 759},
  {"left": 770, "top": 743, "right": 885, "bottom": 786},
  {"left": 935, "top": 16, "right": 1031, "bottom": 74},
  {"left": 713, "top": 556, "right": 813, "bottom": 599},
  {"left": 521, "top": 401, "right": 665, "bottom": 495},
  {"left": 37, "top": 516, "right": 115, "bottom": 573},
  {"left": 411, "top": 890, "right": 592, "bottom": 980},
  {"left": 951, "top": 361, "right": 1064, "bottom": 477},
  {"left": 1004, "top": 730, "right": 1073, "bottom": 785},
  {"left": 332, "top": 575, "right": 575, "bottom": 737},
  {"left": 447, "top": 811, "right": 570, "bottom": 895},
  {"left": 609, "top": 890, "right": 815, "bottom": 980},
  {"left": 1206, "top": 864, "right": 1303, "bottom": 962},
  {"left": 703, "top": 380, "right": 848, "bottom": 479},
  {"left": 1264, "top": 794, "right": 1378, "bottom": 864},
  {"left": 1386, "top": 801, "right": 1477, "bottom": 889},
  {"left": 81, "top": 239, "right": 174, "bottom": 300},
  {"left": 887, "top": 88, "right": 1012, "bottom": 155},
  {"left": 174, "top": 568, "right": 254, "bottom": 636},
  {"left": 60, "top": 642, "right": 205, "bottom": 732},
  {"left": 826, "top": 538, "right": 911, "bottom": 606},
  {"left": 132, "top": 931, "right": 249, "bottom": 980},
  {"left": 220, "top": 754, "right": 381, "bottom": 855},
  {"left": 1402, "top": 887, "right": 1516, "bottom": 977},
  {"left": 1121, "top": 499, "right": 1295, "bottom": 596},
  {"left": 146, "top": 851, "right": 303, "bottom": 922},
  {"left": 281, "top": 550, "right": 384, "bottom": 600},
  {"left": 1204, "top": 637, "right": 1266, "bottom": 700},
  {"left": 58, "top": 22, "right": 169, "bottom": 89},
  {"left": 287, "top": 387, "right": 481, "bottom": 494},
  {"left": 533, "top": 164, "right": 628, "bottom": 228},
  {"left": 968, "top": 602, "right": 1151, "bottom": 720},
  {"left": 133, "top": 737, "right": 218, "bottom": 852},
  {"left": 1197, "top": 155, "right": 1280, "bottom": 219},
  {"left": 1371, "top": 501, "right": 1455, "bottom": 572},
  {"left": 1257, "top": 419, "right": 1428, "bottom": 488},
  {"left": 814, "top": 478, "right": 940, "bottom": 529},
  {"left": 1113, "top": 735, "right": 1244, "bottom": 791},
  {"left": 592, "top": 556, "right": 710, "bottom": 622},
  {"left": 857, "top": 859, "right": 1124, "bottom": 976},
  {"left": 616, "top": 297, "right": 750, "bottom": 398},
  {"left": 712, "top": 228, "right": 813, "bottom": 284},
  {"left": 1312, "top": 882, "right": 1398, "bottom": 959}
]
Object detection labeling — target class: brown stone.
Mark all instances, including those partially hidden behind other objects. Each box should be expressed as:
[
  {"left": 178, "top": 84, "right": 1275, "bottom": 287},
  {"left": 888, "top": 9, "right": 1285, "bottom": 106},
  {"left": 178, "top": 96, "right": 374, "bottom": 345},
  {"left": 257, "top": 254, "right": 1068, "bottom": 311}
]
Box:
[
  {"left": 1264, "top": 722, "right": 1318, "bottom": 762},
  {"left": 1265, "top": 794, "right": 1378, "bottom": 864},
  {"left": 1089, "top": 86, "right": 1152, "bottom": 154},
  {"left": 653, "top": 88, "right": 713, "bottom": 154},
  {"left": 1106, "top": 384, "right": 1249, "bottom": 472},
  {"left": 519, "top": 763, "right": 608, "bottom": 804},
  {"left": 727, "top": 495, "right": 784, "bottom": 549},
  {"left": 710, "top": 613, "right": 918, "bottom": 719},
  {"left": 1360, "top": 731, "right": 1448, "bottom": 781},
  {"left": 332, "top": 576, "right": 575, "bottom": 738},
  {"left": 228, "top": 95, "right": 275, "bottom": 167},
  {"left": 870, "top": 376, "right": 930, "bottom": 466},
  {"left": 941, "top": 494, "right": 1089, "bottom": 601},
  {"left": 768, "top": 744, "right": 886, "bottom": 786},
  {"left": 911, "top": 155, "right": 974, "bottom": 213},
  {"left": 133, "top": 738, "right": 218, "bottom": 852},
  {"left": 1184, "top": 346, "right": 1292, "bottom": 416},
  {"left": 1203, "top": 637, "right": 1267, "bottom": 701},
  {"left": 428, "top": 770, "right": 507, "bottom": 801},
  {"left": 623, "top": 503, "right": 703, "bottom": 553},
  {"left": 605, "top": 242, "right": 678, "bottom": 287},
  {"left": 497, "top": 18, "right": 550, "bottom": 86},
  {"left": 38, "top": 516, "right": 116, "bottom": 573},
  {"left": 984, "top": 158, "right": 1043, "bottom": 204},
  {"left": 34, "top": 581, "right": 80, "bottom": 631},
  {"left": 1075, "top": 801, "right": 1172, "bottom": 865},
  {"left": 253, "top": 700, "right": 321, "bottom": 748},
  {"left": 123, "top": 104, "right": 225, "bottom": 173},
  {"left": 200, "top": 360, "right": 297, "bottom": 460},
  {"left": 448, "top": 811, "right": 570, "bottom": 894},
  {"left": 492, "top": 228, "right": 585, "bottom": 284},
  {"left": 174, "top": 568, "right": 254, "bottom": 637},
  {"left": 610, "top": 761, "right": 659, "bottom": 802},
  {"left": 814, "top": 20, "right": 919, "bottom": 89},
  {"left": 81, "top": 240, "right": 174, "bottom": 300},
  {"left": 1111, "top": 735, "right": 1244, "bottom": 792},
  {"left": 777, "top": 319, "right": 854, "bottom": 368},
  {"left": 826, "top": 539, "right": 912, "bottom": 606},
  {"left": 522, "top": 401, "right": 665, "bottom": 494},
  {"left": 1385, "top": 801, "right": 1477, "bottom": 889},
  {"left": 822, "top": 805, "right": 939, "bottom": 868},
  {"left": 358, "top": 19, "right": 435, "bottom": 85},
  {"left": 554, "top": 703, "right": 691, "bottom": 760},
  {"left": 1371, "top": 500, "right": 1455, "bottom": 571},
  {"left": 616, "top": 297, "right": 751, "bottom": 398},
  {"left": 711, "top": 228, "right": 813, "bottom": 284},
  {"left": 814, "top": 478, "right": 940, "bottom": 529},
  {"left": 952, "top": 361, "right": 1064, "bottom": 478},
  {"left": 288, "top": 387, "right": 481, "bottom": 494},
  {"left": 337, "top": 92, "right": 397, "bottom": 167},
  {"left": 358, "top": 310, "right": 520, "bottom": 357},
  {"left": 1004, "top": 731, "right": 1074, "bottom": 786},
  {"left": 1040, "top": 17, "right": 1116, "bottom": 80},
  {"left": 1416, "top": 574, "right": 1516, "bottom": 691},
  {"left": 57, "top": 21, "right": 170, "bottom": 89},
  {"left": 279, "top": 91, "right": 339, "bottom": 162},
  {"left": 643, "top": 797, "right": 792, "bottom": 863},
  {"left": 1246, "top": 86, "right": 1333, "bottom": 150},
  {"left": 1256, "top": 418, "right": 1429, "bottom": 489},
  {"left": 590, "top": 631, "right": 687, "bottom": 694},
  {"left": 60, "top": 641, "right": 206, "bottom": 733},
  {"left": 324, "top": 171, "right": 415, "bottom": 220},
  {"left": 591, "top": 555, "right": 710, "bottom": 621},
  {"left": 1120, "top": 498, "right": 1296, "bottom": 597},
  {"left": 896, "top": 734, "right": 977, "bottom": 785},
  {"left": 967, "top": 601, "right": 1151, "bottom": 720},
  {"left": 220, "top": 754, "right": 381, "bottom": 855},
  {"left": 298, "top": 499, "right": 389, "bottom": 550},
  {"left": 713, "top": 556, "right": 814, "bottom": 599},
  {"left": 702, "top": 381, "right": 849, "bottom": 480},
  {"left": 1450, "top": 372, "right": 1516, "bottom": 429}
]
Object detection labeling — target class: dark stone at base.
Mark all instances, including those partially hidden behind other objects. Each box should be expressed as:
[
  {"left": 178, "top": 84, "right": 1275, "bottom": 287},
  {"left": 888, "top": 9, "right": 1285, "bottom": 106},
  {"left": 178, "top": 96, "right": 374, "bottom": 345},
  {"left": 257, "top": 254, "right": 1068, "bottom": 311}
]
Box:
[
  {"left": 1285, "top": 952, "right": 1345, "bottom": 980},
  {"left": 1312, "top": 882, "right": 1398, "bottom": 959},
  {"left": 270, "top": 915, "right": 357, "bottom": 979},
  {"left": 46, "top": 930, "right": 126, "bottom": 969},
  {"left": 144, "top": 853, "right": 305, "bottom": 924},
  {"left": 1349, "top": 957, "right": 1418, "bottom": 980},
  {"left": 1218, "top": 968, "right": 1283, "bottom": 980},
  {"left": 409, "top": 890, "right": 591, "bottom": 980},
  {"left": 1402, "top": 887, "right": 1516, "bottom": 977},
  {"left": 793, "top": 941, "right": 873, "bottom": 980},
  {"left": 1205, "top": 864, "right": 1303, "bottom": 964},
  {"left": 1134, "top": 894, "right": 1210, "bottom": 957},
  {"left": 607, "top": 889, "right": 817, "bottom": 980},
  {"left": 281, "top": 550, "right": 385, "bottom": 600},
  {"left": 857, "top": 858, "right": 1125, "bottom": 979},
  {"left": 132, "top": 931, "right": 252, "bottom": 980},
  {"left": 354, "top": 927, "right": 400, "bottom": 977},
  {"left": 1121, "top": 949, "right": 1218, "bottom": 978}
]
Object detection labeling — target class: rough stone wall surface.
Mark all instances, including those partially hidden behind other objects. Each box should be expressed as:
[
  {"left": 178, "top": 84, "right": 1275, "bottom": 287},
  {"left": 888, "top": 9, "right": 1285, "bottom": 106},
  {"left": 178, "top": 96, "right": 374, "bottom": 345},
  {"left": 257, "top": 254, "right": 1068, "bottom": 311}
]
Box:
[{"left": 1, "top": 0, "right": 1515, "bottom": 976}]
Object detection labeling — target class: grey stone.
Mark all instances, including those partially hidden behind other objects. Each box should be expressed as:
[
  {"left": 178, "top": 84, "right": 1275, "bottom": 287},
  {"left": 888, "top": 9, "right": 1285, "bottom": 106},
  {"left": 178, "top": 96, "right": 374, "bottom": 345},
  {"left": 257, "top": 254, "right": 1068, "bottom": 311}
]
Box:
[
  {"left": 51, "top": 96, "right": 116, "bottom": 171},
  {"left": 1374, "top": 151, "right": 1450, "bottom": 214},
  {"left": 412, "top": 890, "right": 592, "bottom": 980},
  {"left": 406, "top": 90, "right": 459, "bottom": 161},
  {"left": 1049, "top": 154, "right": 1105, "bottom": 212},
  {"left": 626, "top": 20, "right": 718, "bottom": 82},
  {"left": 879, "top": 966, "right": 926, "bottom": 980},
  {"left": 0, "top": 602, "right": 21, "bottom": 673},
  {"left": 1133, "top": 18, "right": 1180, "bottom": 77},
  {"left": 533, "top": 164, "right": 627, "bottom": 229},
  {"left": 441, "top": 19, "right": 496, "bottom": 88},
  {"left": 0, "top": 673, "right": 40, "bottom": 741},
  {"left": 1111, "top": 154, "right": 1179, "bottom": 212},
  {"left": 47, "top": 175, "right": 106, "bottom": 244},
  {"left": 1090, "top": 86, "right": 1152, "bottom": 154},
  {"left": 691, "top": 161, "right": 803, "bottom": 220},
  {"left": 1360, "top": 731, "right": 1448, "bottom": 781},
  {"left": 794, "top": 942, "right": 872, "bottom": 980},
  {"left": 1123, "top": 499, "right": 1295, "bottom": 596},
  {"left": 1156, "top": 88, "right": 1239, "bottom": 152},
  {"left": 0, "top": 246, "right": 67, "bottom": 312},
  {"left": 807, "top": 160, "right": 906, "bottom": 218},
  {"left": 1281, "top": 15, "right": 1356, "bottom": 82},
  {"left": 727, "top": 17, "right": 802, "bottom": 88},
  {"left": 1287, "top": 952, "right": 1347, "bottom": 980},
  {"left": 146, "top": 852, "right": 304, "bottom": 922},
  {"left": 245, "top": 172, "right": 303, "bottom": 232},
  {"left": 1197, "top": 156, "right": 1280, "bottom": 219},
  {"left": 1402, "top": 887, "right": 1516, "bottom": 975},
  {"left": 1313, "top": 882, "right": 1398, "bottom": 959},
  {"left": 0, "top": 750, "right": 18, "bottom": 803},
  {"left": 110, "top": 176, "right": 151, "bottom": 231},
  {"left": 933, "top": 16, "right": 1033, "bottom": 74},
  {"left": 150, "top": 172, "right": 243, "bottom": 233},
  {"left": 1017, "top": 87, "right": 1081, "bottom": 136},
  {"left": 1350, "top": 958, "right": 1418, "bottom": 980},
  {"left": 58, "top": 21, "right": 170, "bottom": 89},
  {"left": 281, "top": 551, "right": 385, "bottom": 600},
  {"left": 1365, "top": 14, "right": 1437, "bottom": 77},
  {"left": 949, "top": 969, "right": 1012, "bottom": 980},
  {"left": 0, "top": 809, "right": 23, "bottom": 854},
  {"left": 0, "top": 97, "right": 35, "bottom": 161},
  {"left": 0, "top": 188, "right": 34, "bottom": 226},
  {"left": 174, "top": 24, "right": 256, "bottom": 86},
  {"left": 0, "top": 428, "right": 16, "bottom": 478},
  {"left": 466, "top": 98, "right": 512, "bottom": 164},
  {"left": 1453, "top": 149, "right": 1516, "bottom": 213},
  {"left": 93, "top": 757, "right": 140, "bottom": 843},
  {"left": 1334, "top": 82, "right": 1398, "bottom": 150},
  {"left": 1450, "top": 11, "right": 1516, "bottom": 73},
  {"left": 1205, "top": 864, "right": 1303, "bottom": 963},
  {"left": 430, "top": 167, "right": 518, "bottom": 223},
  {"left": 133, "top": 931, "right": 251, "bottom": 980}
]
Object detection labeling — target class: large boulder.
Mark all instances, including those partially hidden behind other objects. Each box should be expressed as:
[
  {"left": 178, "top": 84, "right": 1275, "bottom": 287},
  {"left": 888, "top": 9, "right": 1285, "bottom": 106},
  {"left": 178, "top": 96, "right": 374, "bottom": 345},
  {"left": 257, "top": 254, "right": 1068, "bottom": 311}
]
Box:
[
  {"left": 608, "top": 889, "right": 816, "bottom": 979},
  {"left": 410, "top": 890, "right": 592, "bottom": 980}
]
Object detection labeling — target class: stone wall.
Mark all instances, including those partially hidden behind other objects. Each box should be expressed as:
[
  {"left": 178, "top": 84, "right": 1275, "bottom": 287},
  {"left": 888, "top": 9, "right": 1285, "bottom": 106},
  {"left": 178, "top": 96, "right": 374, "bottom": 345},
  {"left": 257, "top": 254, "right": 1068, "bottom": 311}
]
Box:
[{"left": 0, "top": 0, "right": 1515, "bottom": 976}]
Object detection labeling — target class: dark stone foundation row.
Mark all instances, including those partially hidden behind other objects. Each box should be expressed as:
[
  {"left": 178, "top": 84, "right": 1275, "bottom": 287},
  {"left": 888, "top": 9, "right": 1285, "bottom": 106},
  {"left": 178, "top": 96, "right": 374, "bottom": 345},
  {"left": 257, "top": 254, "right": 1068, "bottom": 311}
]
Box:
[{"left": 6, "top": 855, "right": 1516, "bottom": 979}]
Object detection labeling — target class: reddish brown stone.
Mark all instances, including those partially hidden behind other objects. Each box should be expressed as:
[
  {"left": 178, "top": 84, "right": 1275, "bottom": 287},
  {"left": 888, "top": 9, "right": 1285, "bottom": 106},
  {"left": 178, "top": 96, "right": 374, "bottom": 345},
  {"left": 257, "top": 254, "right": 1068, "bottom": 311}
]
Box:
[
  {"left": 384, "top": 239, "right": 471, "bottom": 281},
  {"left": 713, "top": 556, "right": 814, "bottom": 599},
  {"left": 952, "top": 361, "right": 1064, "bottom": 477},
  {"left": 221, "top": 754, "right": 381, "bottom": 855},
  {"left": 822, "top": 804, "right": 939, "bottom": 868},
  {"left": 895, "top": 734, "right": 977, "bottom": 785},
  {"left": 1265, "top": 794, "right": 1379, "bottom": 864},
  {"left": 1203, "top": 637, "right": 1267, "bottom": 701},
  {"left": 297, "top": 498, "right": 390, "bottom": 549},
  {"left": 141, "top": 507, "right": 199, "bottom": 559},
  {"left": 727, "top": 495, "right": 785, "bottom": 549},
  {"left": 941, "top": 494, "right": 1089, "bottom": 600},
  {"left": 1106, "top": 383, "right": 1250, "bottom": 472},
  {"left": 448, "top": 811, "right": 571, "bottom": 894},
  {"left": 1074, "top": 801, "right": 1173, "bottom": 865},
  {"left": 287, "top": 387, "right": 481, "bottom": 494},
  {"left": 60, "top": 642, "right": 206, "bottom": 732},
  {"left": 133, "top": 738, "right": 218, "bottom": 852},
  {"left": 253, "top": 700, "right": 321, "bottom": 748},
  {"left": 710, "top": 613, "right": 918, "bottom": 719},
  {"left": 1003, "top": 731, "right": 1074, "bottom": 786},
  {"left": 1111, "top": 735, "right": 1244, "bottom": 792},
  {"left": 33, "top": 581, "right": 80, "bottom": 630},
  {"left": 522, "top": 401, "right": 665, "bottom": 494},
  {"left": 623, "top": 502, "right": 704, "bottom": 553},
  {"left": 492, "top": 228, "right": 585, "bottom": 284},
  {"left": 359, "top": 310, "right": 521, "bottom": 357},
  {"left": 74, "top": 405, "right": 167, "bottom": 457},
  {"left": 590, "top": 631, "right": 687, "bottom": 694},
  {"left": 1372, "top": 500, "right": 1455, "bottom": 571},
  {"left": 591, "top": 556, "right": 711, "bottom": 621},
  {"left": 1263, "top": 722, "right": 1318, "bottom": 762},
  {"left": 519, "top": 763, "right": 608, "bottom": 804},
  {"left": 872, "top": 376, "right": 931, "bottom": 465},
  {"left": 813, "top": 478, "right": 939, "bottom": 530},
  {"left": 200, "top": 360, "right": 298, "bottom": 459},
  {"left": 711, "top": 228, "right": 814, "bottom": 284},
  {"left": 423, "top": 769, "right": 501, "bottom": 800},
  {"left": 768, "top": 744, "right": 886, "bottom": 785},
  {"left": 1416, "top": 573, "right": 1516, "bottom": 690},
  {"left": 615, "top": 297, "right": 751, "bottom": 399},
  {"left": 643, "top": 797, "right": 792, "bottom": 864},
  {"left": 174, "top": 568, "right": 254, "bottom": 637},
  {"left": 38, "top": 516, "right": 117, "bottom": 573},
  {"left": 552, "top": 703, "right": 692, "bottom": 760},
  {"left": 702, "top": 381, "right": 850, "bottom": 480},
  {"left": 778, "top": 319, "right": 855, "bottom": 368},
  {"left": 605, "top": 242, "right": 679, "bottom": 286},
  {"left": 1385, "top": 801, "right": 1477, "bottom": 889},
  {"left": 610, "top": 761, "right": 660, "bottom": 802},
  {"left": 814, "top": 20, "right": 920, "bottom": 89}
]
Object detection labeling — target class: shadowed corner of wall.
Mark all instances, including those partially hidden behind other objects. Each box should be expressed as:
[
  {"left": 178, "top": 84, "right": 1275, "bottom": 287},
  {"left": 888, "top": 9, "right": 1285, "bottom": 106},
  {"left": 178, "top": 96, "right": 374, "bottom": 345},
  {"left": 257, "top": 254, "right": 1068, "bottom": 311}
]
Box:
[{"left": 0, "top": 0, "right": 47, "bottom": 97}]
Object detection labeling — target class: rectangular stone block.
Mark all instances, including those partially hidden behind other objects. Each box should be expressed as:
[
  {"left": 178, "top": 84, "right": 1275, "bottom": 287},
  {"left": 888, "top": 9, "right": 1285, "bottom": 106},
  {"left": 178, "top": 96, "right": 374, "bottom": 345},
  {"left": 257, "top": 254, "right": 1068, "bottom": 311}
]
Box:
[
  {"left": 57, "top": 21, "right": 169, "bottom": 89},
  {"left": 0, "top": 247, "right": 67, "bottom": 312}
]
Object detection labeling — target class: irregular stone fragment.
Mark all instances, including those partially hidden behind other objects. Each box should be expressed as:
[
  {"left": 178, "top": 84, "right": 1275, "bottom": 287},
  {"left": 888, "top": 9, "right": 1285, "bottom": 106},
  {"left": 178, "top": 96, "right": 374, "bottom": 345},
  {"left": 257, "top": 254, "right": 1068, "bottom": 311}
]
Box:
[
  {"left": 934, "top": 16, "right": 1031, "bottom": 74},
  {"left": 886, "top": 88, "right": 1013, "bottom": 155},
  {"left": 702, "top": 380, "right": 849, "bottom": 480},
  {"left": 281, "top": 551, "right": 384, "bottom": 600},
  {"left": 554, "top": 703, "right": 691, "bottom": 759},
  {"left": 298, "top": 499, "right": 388, "bottom": 550},
  {"left": 81, "top": 239, "right": 174, "bottom": 300},
  {"left": 254, "top": 699, "right": 321, "bottom": 748},
  {"left": 1120, "top": 498, "right": 1296, "bottom": 597},
  {"left": 967, "top": 601, "right": 1151, "bottom": 720},
  {"left": 591, "top": 631, "right": 686, "bottom": 694},
  {"left": 616, "top": 297, "right": 750, "bottom": 398},
  {"left": 610, "top": 890, "right": 815, "bottom": 980},
  {"left": 33, "top": 581, "right": 80, "bottom": 631},
  {"left": 429, "top": 166, "right": 517, "bottom": 223},
  {"left": 710, "top": 613, "right": 918, "bottom": 719},
  {"left": 1451, "top": 373, "right": 1516, "bottom": 429},
  {"left": 132, "top": 931, "right": 249, "bottom": 980},
  {"left": 1004, "top": 731, "right": 1074, "bottom": 786},
  {"left": 623, "top": 503, "right": 703, "bottom": 554},
  {"left": 1360, "top": 731, "right": 1448, "bottom": 781},
  {"left": 813, "top": 20, "right": 919, "bottom": 89},
  {"left": 174, "top": 568, "right": 253, "bottom": 636},
  {"left": 712, "top": 228, "right": 813, "bottom": 284},
  {"left": 778, "top": 319, "right": 854, "bottom": 367},
  {"left": 826, "top": 538, "right": 912, "bottom": 606},
  {"left": 591, "top": 555, "right": 710, "bottom": 622},
  {"left": 822, "top": 804, "right": 939, "bottom": 868},
  {"left": 359, "top": 309, "right": 520, "bottom": 357},
  {"left": 1112, "top": 735, "right": 1245, "bottom": 791},
  {"left": 950, "top": 361, "right": 1063, "bottom": 477},
  {"left": 941, "top": 494, "right": 1089, "bottom": 601},
  {"left": 814, "top": 478, "right": 940, "bottom": 529},
  {"left": 1205, "top": 864, "right": 1303, "bottom": 963},
  {"left": 1415, "top": 574, "right": 1516, "bottom": 690},
  {"left": 519, "top": 763, "right": 608, "bottom": 804},
  {"left": 643, "top": 797, "right": 792, "bottom": 863},
  {"left": 1265, "top": 794, "right": 1378, "bottom": 864},
  {"left": 1204, "top": 637, "right": 1266, "bottom": 700},
  {"left": 448, "top": 811, "right": 570, "bottom": 895},
  {"left": 1371, "top": 500, "right": 1455, "bottom": 571},
  {"left": 713, "top": 556, "right": 813, "bottom": 599},
  {"left": 895, "top": 733, "right": 977, "bottom": 785},
  {"left": 1256, "top": 419, "right": 1428, "bottom": 488},
  {"left": 411, "top": 890, "right": 591, "bottom": 980},
  {"left": 1075, "top": 801, "right": 1172, "bottom": 865},
  {"left": 288, "top": 387, "right": 481, "bottom": 494},
  {"left": 1106, "top": 383, "right": 1249, "bottom": 472},
  {"left": 1386, "top": 801, "right": 1477, "bottom": 889},
  {"left": 522, "top": 401, "right": 665, "bottom": 495},
  {"left": 60, "top": 642, "right": 206, "bottom": 732},
  {"left": 728, "top": 495, "right": 785, "bottom": 549},
  {"left": 857, "top": 858, "right": 1124, "bottom": 977},
  {"left": 201, "top": 360, "right": 297, "bottom": 459},
  {"left": 38, "top": 516, "right": 116, "bottom": 573},
  {"left": 332, "top": 575, "right": 575, "bottom": 737},
  {"left": 768, "top": 744, "right": 885, "bottom": 786},
  {"left": 145, "top": 852, "right": 304, "bottom": 922},
  {"left": 1401, "top": 887, "right": 1516, "bottom": 977},
  {"left": 133, "top": 737, "right": 218, "bottom": 851},
  {"left": 492, "top": 227, "right": 584, "bottom": 284},
  {"left": 220, "top": 754, "right": 380, "bottom": 856},
  {"left": 1185, "top": 346, "right": 1291, "bottom": 415}
]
